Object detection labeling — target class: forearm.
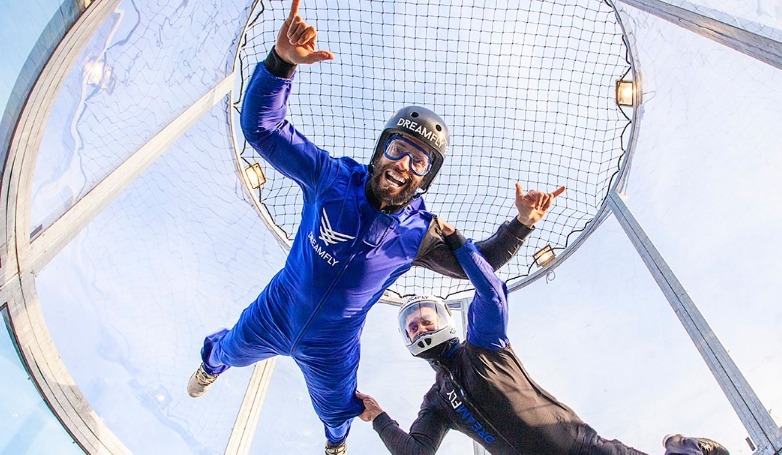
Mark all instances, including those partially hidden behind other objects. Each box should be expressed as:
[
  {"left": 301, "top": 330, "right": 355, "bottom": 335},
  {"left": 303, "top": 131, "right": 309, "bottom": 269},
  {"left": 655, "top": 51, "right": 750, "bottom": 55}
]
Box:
[
  {"left": 413, "top": 217, "right": 532, "bottom": 279},
  {"left": 239, "top": 50, "right": 328, "bottom": 191},
  {"left": 455, "top": 241, "right": 510, "bottom": 350},
  {"left": 474, "top": 217, "right": 533, "bottom": 269},
  {"left": 373, "top": 413, "right": 441, "bottom": 455},
  {"left": 240, "top": 51, "right": 293, "bottom": 146},
  {"left": 455, "top": 242, "right": 505, "bottom": 300}
]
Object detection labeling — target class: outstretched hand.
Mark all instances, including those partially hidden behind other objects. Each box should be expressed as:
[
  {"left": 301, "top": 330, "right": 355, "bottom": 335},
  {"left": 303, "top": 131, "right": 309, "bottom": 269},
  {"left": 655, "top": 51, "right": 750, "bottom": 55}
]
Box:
[
  {"left": 356, "top": 391, "right": 384, "bottom": 422},
  {"left": 515, "top": 183, "right": 566, "bottom": 227},
  {"left": 276, "top": 0, "right": 335, "bottom": 65}
]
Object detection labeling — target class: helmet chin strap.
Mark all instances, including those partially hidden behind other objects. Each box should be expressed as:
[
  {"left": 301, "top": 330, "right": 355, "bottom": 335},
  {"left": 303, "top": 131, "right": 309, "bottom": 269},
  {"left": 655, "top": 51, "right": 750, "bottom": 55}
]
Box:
[{"left": 415, "top": 337, "right": 459, "bottom": 361}]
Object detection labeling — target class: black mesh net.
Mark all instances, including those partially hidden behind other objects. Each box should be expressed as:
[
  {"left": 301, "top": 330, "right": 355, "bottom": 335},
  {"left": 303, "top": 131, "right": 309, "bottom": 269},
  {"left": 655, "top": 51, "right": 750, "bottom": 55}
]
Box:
[{"left": 231, "top": 0, "right": 634, "bottom": 300}]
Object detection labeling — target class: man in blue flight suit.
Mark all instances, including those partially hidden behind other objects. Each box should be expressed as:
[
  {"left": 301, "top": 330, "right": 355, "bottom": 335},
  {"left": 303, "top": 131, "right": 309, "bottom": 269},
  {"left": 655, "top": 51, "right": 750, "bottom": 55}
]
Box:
[
  {"left": 356, "top": 224, "right": 730, "bottom": 455},
  {"left": 187, "top": 1, "right": 565, "bottom": 454}
]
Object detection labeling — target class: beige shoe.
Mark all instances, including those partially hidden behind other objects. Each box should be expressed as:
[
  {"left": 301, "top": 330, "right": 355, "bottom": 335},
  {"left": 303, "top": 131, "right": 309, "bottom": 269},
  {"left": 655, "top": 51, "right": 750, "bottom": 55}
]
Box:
[
  {"left": 694, "top": 438, "right": 729, "bottom": 455},
  {"left": 324, "top": 441, "right": 347, "bottom": 455},
  {"left": 187, "top": 364, "right": 219, "bottom": 398}
]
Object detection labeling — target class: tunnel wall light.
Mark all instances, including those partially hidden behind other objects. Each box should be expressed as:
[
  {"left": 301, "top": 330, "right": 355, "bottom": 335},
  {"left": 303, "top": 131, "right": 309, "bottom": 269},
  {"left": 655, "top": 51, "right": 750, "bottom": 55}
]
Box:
[
  {"left": 244, "top": 162, "right": 266, "bottom": 189},
  {"left": 533, "top": 244, "right": 556, "bottom": 268},
  {"left": 615, "top": 80, "right": 635, "bottom": 107}
]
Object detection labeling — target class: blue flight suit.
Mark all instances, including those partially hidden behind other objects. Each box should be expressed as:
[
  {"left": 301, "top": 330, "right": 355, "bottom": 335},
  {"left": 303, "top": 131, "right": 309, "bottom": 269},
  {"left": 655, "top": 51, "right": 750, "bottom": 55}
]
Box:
[{"left": 200, "top": 51, "right": 532, "bottom": 444}]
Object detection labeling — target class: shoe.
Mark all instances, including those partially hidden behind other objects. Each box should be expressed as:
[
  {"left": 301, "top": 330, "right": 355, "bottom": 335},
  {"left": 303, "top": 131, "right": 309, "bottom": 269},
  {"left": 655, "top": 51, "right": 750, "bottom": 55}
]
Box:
[
  {"left": 187, "top": 364, "right": 219, "bottom": 398},
  {"left": 325, "top": 440, "right": 347, "bottom": 455},
  {"left": 663, "top": 434, "right": 729, "bottom": 455},
  {"left": 694, "top": 437, "right": 729, "bottom": 455}
]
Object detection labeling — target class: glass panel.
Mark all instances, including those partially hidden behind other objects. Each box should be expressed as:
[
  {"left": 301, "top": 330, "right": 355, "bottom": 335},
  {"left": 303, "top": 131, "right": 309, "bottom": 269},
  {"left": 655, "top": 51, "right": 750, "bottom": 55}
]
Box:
[
  {"left": 35, "top": 103, "right": 289, "bottom": 454},
  {"left": 0, "top": 0, "right": 64, "bottom": 110},
  {"left": 29, "top": 0, "right": 255, "bottom": 233},
  {"left": 0, "top": 307, "right": 85, "bottom": 455},
  {"left": 506, "top": 217, "right": 749, "bottom": 453},
  {"left": 621, "top": 7, "right": 782, "bottom": 432},
  {"left": 14, "top": 1, "right": 776, "bottom": 453},
  {"left": 1, "top": 0, "right": 69, "bottom": 167}
]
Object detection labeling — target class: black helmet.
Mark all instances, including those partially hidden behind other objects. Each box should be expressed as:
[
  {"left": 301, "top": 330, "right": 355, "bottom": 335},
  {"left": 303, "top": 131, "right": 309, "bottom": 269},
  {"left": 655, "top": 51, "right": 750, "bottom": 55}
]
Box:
[{"left": 370, "top": 106, "right": 449, "bottom": 193}]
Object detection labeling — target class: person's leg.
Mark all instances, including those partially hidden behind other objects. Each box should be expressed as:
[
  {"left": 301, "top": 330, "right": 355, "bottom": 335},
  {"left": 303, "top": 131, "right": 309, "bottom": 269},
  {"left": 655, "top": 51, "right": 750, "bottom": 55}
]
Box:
[
  {"left": 201, "top": 292, "right": 290, "bottom": 373},
  {"left": 201, "top": 329, "right": 232, "bottom": 374},
  {"left": 295, "top": 346, "right": 364, "bottom": 445},
  {"left": 323, "top": 421, "right": 352, "bottom": 446},
  {"left": 201, "top": 325, "right": 278, "bottom": 374},
  {"left": 580, "top": 429, "right": 729, "bottom": 455},
  {"left": 587, "top": 435, "right": 649, "bottom": 455},
  {"left": 579, "top": 424, "right": 649, "bottom": 455},
  {"left": 189, "top": 298, "right": 285, "bottom": 397}
]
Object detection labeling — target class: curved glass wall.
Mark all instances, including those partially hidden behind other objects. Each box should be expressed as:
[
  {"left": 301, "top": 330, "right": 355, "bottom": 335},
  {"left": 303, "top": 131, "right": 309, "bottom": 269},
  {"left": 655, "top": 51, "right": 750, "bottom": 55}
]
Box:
[
  {"left": 29, "top": 0, "right": 253, "bottom": 234},
  {"left": 1, "top": 0, "right": 781, "bottom": 454},
  {"left": 1, "top": 307, "right": 84, "bottom": 455}
]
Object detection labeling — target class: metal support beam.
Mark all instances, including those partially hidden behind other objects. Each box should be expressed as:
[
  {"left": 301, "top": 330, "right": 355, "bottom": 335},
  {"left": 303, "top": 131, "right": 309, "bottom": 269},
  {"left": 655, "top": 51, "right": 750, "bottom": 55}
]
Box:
[
  {"left": 616, "top": 0, "right": 782, "bottom": 71},
  {"left": 24, "top": 73, "right": 235, "bottom": 274},
  {"left": 225, "top": 358, "right": 278, "bottom": 455},
  {"left": 606, "top": 191, "right": 782, "bottom": 455}
]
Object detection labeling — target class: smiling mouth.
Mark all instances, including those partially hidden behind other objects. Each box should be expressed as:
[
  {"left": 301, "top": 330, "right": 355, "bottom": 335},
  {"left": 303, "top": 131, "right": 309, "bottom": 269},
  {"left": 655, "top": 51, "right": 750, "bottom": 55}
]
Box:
[{"left": 384, "top": 169, "right": 408, "bottom": 188}]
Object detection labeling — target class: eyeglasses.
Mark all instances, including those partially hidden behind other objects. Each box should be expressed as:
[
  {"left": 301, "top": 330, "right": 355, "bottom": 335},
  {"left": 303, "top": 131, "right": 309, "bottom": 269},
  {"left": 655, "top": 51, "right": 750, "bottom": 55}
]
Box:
[{"left": 383, "top": 135, "right": 433, "bottom": 176}]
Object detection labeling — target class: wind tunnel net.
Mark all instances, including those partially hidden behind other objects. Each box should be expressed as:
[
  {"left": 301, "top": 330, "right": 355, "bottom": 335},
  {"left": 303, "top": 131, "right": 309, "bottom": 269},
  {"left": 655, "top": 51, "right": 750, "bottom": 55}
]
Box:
[{"left": 232, "top": 0, "right": 633, "bottom": 301}]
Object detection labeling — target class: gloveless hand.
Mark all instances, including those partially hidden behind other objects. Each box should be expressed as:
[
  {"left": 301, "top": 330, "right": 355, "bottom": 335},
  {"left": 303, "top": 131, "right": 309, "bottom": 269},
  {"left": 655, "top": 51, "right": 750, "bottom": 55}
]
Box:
[
  {"left": 515, "top": 183, "right": 566, "bottom": 227},
  {"left": 275, "top": 0, "right": 335, "bottom": 65}
]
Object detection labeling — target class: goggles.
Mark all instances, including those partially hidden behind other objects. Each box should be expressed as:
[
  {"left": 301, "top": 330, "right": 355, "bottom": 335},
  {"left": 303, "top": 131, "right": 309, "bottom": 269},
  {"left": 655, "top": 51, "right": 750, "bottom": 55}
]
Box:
[{"left": 383, "top": 135, "right": 433, "bottom": 177}]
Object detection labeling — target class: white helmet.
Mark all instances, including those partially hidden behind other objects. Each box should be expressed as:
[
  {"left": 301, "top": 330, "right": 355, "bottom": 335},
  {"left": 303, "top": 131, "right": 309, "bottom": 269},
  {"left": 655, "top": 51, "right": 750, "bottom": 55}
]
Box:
[{"left": 398, "top": 295, "right": 458, "bottom": 357}]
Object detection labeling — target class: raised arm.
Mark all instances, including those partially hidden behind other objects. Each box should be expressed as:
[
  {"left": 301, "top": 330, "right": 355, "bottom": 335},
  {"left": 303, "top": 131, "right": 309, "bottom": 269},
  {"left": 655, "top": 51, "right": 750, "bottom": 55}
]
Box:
[
  {"left": 239, "top": 0, "right": 336, "bottom": 195},
  {"left": 412, "top": 184, "right": 565, "bottom": 278},
  {"left": 454, "top": 239, "right": 511, "bottom": 350}
]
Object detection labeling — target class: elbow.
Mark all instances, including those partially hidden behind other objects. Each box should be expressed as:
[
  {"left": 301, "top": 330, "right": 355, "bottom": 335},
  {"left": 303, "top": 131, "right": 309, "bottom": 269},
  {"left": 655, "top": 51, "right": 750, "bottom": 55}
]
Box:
[
  {"left": 239, "top": 108, "right": 263, "bottom": 143},
  {"left": 439, "top": 268, "right": 468, "bottom": 280},
  {"left": 239, "top": 95, "right": 284, "bottom": 145},
  {"left": 240, "top": 110, "right": 283, "bottom": 150}
]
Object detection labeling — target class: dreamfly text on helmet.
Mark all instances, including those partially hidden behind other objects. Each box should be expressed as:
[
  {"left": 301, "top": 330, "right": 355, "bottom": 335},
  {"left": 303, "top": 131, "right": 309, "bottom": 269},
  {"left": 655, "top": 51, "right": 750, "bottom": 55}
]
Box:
[{"left": 396, "top": 118, "right": 446, "bottom": 149}]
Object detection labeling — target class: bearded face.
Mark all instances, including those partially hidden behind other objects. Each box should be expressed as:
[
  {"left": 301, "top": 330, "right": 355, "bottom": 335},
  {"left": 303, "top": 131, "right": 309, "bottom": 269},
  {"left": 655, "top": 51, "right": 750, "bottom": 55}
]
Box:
[{"left": 369, "top": 157, "right": 425, "bottom": 209}]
